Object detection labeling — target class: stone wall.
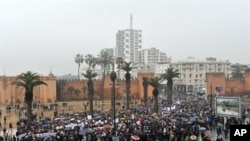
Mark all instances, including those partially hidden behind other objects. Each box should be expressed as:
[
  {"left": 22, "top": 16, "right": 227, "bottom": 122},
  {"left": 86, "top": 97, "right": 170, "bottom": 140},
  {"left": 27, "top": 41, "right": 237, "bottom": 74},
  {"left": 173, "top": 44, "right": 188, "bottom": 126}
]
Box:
[{"left": 206, "top": 72, "right": 250, "bottom": 96}]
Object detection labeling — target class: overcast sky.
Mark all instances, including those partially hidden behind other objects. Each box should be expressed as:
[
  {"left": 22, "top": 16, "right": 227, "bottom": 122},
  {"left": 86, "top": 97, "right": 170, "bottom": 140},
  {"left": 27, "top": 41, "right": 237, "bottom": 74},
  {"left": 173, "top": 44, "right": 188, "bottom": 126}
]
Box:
[{"left": 0, "top": 0, "right": 249, "bottom": 76}]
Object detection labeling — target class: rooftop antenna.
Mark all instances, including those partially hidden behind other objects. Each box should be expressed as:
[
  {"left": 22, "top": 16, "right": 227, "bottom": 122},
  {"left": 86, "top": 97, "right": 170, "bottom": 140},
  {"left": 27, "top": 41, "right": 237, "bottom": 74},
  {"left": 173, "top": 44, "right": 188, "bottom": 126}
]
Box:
[
  {"left": 49, "top": 65, "right": 53, "bottom": 76},
  {"left": 130, "top": 14, "right": 133, "bottom": 30}
]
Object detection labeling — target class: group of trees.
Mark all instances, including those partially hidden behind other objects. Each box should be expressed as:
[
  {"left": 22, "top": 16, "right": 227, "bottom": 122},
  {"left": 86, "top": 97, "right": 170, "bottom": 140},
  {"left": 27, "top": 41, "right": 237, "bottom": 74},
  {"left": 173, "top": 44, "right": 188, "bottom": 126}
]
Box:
[
  {"left": 142, "top": 67, "right": 180, "bottom": 113},
  {"left": 11, "top": 50, "right": 180, "bottom": 130},
  {"left": 57, "top": 79, "right": 88, "bottom": 101},
  {"left": 231, "top": 66, "right": 250, "bottom": 79}
]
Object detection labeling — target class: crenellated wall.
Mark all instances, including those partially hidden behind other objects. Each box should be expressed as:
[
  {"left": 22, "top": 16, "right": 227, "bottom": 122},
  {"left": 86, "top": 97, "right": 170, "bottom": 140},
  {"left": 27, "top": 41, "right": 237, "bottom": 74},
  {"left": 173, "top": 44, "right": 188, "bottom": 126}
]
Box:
[
  {"left": 60, "top": 72, "right": 155, "bottom": 101},
  {"left": 0, "top": 72, "right": 160, "bottom": 105},
  {"left": 0, "top": 75, "right": 56, "bottom": 105},
  {"left": 206, "top": 72, "right": 250, "bottom": 96},
  {"left": 244, "top": 73, "right": 250, "bottom": 92}
]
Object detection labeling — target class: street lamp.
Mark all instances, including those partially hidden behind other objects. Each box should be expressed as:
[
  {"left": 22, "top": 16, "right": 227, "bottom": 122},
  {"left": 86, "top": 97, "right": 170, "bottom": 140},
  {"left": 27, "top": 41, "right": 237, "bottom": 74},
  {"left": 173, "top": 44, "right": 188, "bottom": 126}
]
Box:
[
  {"left": 110, "top": 63, "right": 117, "bottom": 130},
  {"left": 206, "top": 79, "right": 213, "bottom": 119},
  {"left": 210, "top": 83, "right": 213, "bottom": 117}
]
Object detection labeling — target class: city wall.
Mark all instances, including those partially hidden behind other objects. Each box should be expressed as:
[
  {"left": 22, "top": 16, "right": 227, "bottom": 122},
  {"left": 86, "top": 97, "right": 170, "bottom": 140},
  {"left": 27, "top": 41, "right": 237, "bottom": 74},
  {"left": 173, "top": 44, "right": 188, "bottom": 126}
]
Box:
[
  {"left": 0, "top": 73, "right": 154, "bottom": 105},
  {"left": 0, "top": 75, "right": 56, "bottom": 105},
  {"left": 206, "top": 72, "right": 250, "bottom": 96}
]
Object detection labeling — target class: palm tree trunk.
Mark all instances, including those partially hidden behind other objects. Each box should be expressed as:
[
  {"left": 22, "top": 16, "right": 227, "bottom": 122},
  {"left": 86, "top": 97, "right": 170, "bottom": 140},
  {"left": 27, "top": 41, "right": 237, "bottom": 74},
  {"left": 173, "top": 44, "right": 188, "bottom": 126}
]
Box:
[
  {"left": 90, "top": 93, "right": 94, "bottom": 116},
  {"left": 153, "top": 89, "right": 159, "bottom": 113},
  {"left": 144, "top": 87, "right": 148, "bottom": 107},
  {"left": 101, "top": 69, "right": 106, "bottom": 100},
  {"left": 88, "top": 80, "right": 94, "bottom": 116},
  {"left": 126, "top": 80, "right": 130, "bottom": 109},
  {"left": 26, "top": 100, "right": 33, "bottom": 129},
  {"left": 78, "top": 64, "right": 80, "bottom": 79},
  {"left": 154, "top": 96, "right": 158, "bottom": 114}
]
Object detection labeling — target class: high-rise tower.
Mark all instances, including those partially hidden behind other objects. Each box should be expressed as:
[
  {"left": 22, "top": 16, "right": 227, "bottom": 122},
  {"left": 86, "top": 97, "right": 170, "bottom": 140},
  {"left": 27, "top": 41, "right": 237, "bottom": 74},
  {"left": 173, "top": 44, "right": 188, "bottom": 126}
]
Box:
[{"left": 115, "top": 15, "right": 142, "bottom": 63}]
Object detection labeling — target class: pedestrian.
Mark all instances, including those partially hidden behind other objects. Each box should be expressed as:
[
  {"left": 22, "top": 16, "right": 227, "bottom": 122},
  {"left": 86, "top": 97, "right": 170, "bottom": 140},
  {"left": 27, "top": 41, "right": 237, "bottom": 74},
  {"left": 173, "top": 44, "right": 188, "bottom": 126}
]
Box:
[
  {"left": 3, "top": 116, "right": 6, "bottom": 124},
  {"left": 12, "top": 135, "right": 16, "bottom": 141},
  {"left": 9, "top": 122, "right": 12, "bottom": 130},
  {"left": 2, "top": 127, "right": 6, "bottom": 136}
]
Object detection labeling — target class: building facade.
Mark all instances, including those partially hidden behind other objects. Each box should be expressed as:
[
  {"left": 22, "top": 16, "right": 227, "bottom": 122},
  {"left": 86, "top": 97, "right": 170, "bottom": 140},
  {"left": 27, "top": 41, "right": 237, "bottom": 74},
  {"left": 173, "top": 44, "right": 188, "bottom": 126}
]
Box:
[
  {"left": 115, "top": 29, "right": 142, "bottom": 64},
  {"left": 140, "top": 47, "right": 171, "bottom": 65},
  {"left": 170, "top": 57, "right": 231, "bottom": 94}
]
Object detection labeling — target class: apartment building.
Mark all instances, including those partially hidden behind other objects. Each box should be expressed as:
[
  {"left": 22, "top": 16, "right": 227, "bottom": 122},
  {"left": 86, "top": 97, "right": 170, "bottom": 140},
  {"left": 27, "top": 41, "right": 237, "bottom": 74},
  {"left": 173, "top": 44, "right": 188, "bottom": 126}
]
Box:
[
  {"left": 140, "top": 47, "right": 171, "bottom": 65},
  {"left": 170, "top": 57, "right": 231, "bottom": 94},
  {"left": 115, "top": 29, "right": 142, "bottom": 64}
]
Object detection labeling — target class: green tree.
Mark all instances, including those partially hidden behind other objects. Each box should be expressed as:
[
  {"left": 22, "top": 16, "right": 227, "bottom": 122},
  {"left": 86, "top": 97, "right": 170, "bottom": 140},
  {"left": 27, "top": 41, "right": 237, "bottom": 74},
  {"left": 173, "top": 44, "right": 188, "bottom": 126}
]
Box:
[
  {"left": 147, "top": 77, "right": 162, "bottom": 113},
  {"left": 74, "top": 88, "right": 81, "bottom": 99},
  {"left": 142, "top": 77, "right": 149, "bottom": 106},
  {"left": 85, "top": 54, "right": 97, "bottom": 69},
  {"left": 121, "top": 61, "right": 135, "bottom": 109},
  {"left": 82, "top": 69, "right": 98, "bottom": 116},
  {"left": 57, "top": 79, "right": 67, "bottom": 101},
  {"left": 98, "top": 50, "right": 112, "bottom": 100},
  {"left": 67, "top": 86, "right": 75, "bottom": 94},
  {"left": 161, "top": 67, "right": 180, "bottom": 104},
  {"left": 231, "top": 67, "right": 244, "bottom": 79},
  {"left": 12, "top": 71, "right": 47, "bottom": 129},
  {"left": 75, "top": 54, "right": 84, "bottom": 79},
  {"left": 245, "top": 68, "right": 250, "bottom": 73}
]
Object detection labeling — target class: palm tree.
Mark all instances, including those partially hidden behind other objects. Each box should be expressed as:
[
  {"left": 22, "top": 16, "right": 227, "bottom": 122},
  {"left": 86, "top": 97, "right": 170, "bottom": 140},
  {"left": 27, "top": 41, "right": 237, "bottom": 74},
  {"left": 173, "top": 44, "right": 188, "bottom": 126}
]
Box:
[
  {"left": 82, "top": 86, "right": 87, "bottom": 99},
  {"left": 82, "top": 69, "right": 98, "bottom": 116},
  {"left": 245, "top": 68, "right": 250, "bottom": 73},
  {"left": 231, "top": 67, "right": 244, "bottom": 79},
  {"left": 68, "top": 86, "right": 75, "bottom": 94},
  {"left": 12, "top": 71, "right": 47, "bottom": 129},
  {"left": 57, "top": 79, "right": 67, "bottom": 101},
  {"left": 85, "top": 54, "right": 97, "bottom": 69},
  {"left": 116, "top": 57, "right": 124, "bottom": 80},
  {"left": 142, "top": 77, "right": 149, "bottom": 106},
  {"left": 75, "top": 54, "right": 84, "bottom": 79},
  {"left": 98, "top": 50, "right": 112, "bottom": 100},
  {"left": 74, "top": 88, "right": 81, "bottom": 99},
  {"left": 161, "top": 67, "right": 180, "bottom": 104},
  {"left": 121, "top": 62, "right": 135, "bottom": 109},
  {"left": 147, "top": 77, "right": 162, "bottom": 113}
]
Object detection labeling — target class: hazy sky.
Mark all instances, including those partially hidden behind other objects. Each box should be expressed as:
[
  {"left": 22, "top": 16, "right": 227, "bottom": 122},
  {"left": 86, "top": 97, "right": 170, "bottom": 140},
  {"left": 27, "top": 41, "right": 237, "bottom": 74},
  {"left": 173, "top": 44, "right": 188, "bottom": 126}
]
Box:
[{"left": 0, "top": 0, "right": 249, "bottom": 76}]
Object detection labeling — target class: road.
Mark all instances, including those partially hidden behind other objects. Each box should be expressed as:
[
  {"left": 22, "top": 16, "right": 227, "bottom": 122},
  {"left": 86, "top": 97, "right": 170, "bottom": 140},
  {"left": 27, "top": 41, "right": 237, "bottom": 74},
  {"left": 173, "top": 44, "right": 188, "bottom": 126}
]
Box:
[{"left": 207, "top": 129, "right": 230, "bottom": 141}]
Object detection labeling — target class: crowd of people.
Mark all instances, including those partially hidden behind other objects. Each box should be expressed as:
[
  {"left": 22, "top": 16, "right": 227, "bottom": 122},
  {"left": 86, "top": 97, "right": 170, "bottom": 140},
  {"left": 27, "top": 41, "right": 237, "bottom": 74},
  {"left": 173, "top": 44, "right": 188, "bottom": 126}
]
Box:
[{"left": 0, "top": 95, "right": 249, "bottom": 141}]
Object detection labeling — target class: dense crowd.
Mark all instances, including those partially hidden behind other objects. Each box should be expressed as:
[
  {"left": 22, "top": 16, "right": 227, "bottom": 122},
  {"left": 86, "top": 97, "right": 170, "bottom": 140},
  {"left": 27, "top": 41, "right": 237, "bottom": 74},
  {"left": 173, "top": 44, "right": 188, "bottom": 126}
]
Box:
[{"left": 1, "top": 96, "right": 249, "bottom": 141}]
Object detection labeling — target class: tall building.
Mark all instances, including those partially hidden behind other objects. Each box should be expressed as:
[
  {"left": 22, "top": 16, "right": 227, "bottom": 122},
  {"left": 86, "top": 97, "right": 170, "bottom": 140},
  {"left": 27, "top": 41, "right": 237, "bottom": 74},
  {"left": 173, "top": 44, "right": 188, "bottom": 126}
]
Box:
[
  {"left": 140, "top": 47, "right": 171, "bottom": 65},
  {"left": 170, "top": 57, "right": 231, "bottom": 94},
  {"left": 115, "top": 15, "right": 142, "bottom": 64}
]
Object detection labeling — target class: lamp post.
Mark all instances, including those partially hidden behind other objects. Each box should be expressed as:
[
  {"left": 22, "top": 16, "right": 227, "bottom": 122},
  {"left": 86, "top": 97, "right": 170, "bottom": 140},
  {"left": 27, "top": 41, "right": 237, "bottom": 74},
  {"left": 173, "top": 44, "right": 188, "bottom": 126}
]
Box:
[
  {"left": 210, "top": 83, "right": 213, "bottom": 117},
  {"left": 110, "top": 63, "right": 117, "bottom": 130}
]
